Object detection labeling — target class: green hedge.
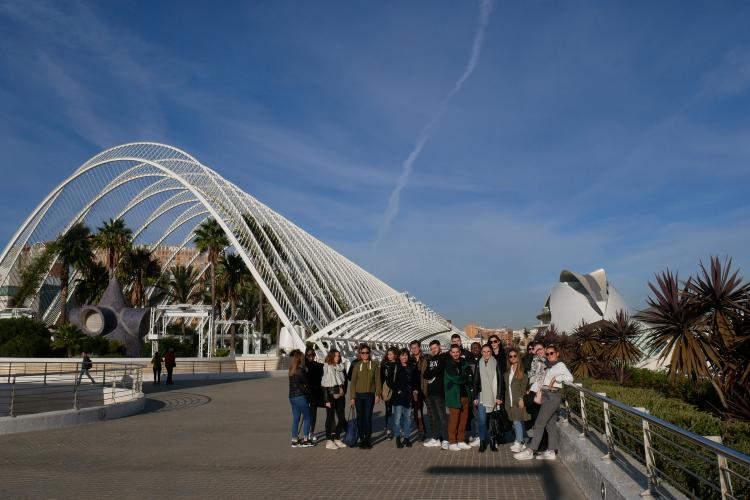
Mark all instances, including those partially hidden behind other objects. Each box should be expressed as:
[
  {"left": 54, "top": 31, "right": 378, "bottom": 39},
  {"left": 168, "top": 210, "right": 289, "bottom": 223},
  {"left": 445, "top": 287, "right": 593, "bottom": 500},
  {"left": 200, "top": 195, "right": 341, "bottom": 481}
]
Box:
[{"left": 568, "top": 379, "right": 750, "bottom": 499}]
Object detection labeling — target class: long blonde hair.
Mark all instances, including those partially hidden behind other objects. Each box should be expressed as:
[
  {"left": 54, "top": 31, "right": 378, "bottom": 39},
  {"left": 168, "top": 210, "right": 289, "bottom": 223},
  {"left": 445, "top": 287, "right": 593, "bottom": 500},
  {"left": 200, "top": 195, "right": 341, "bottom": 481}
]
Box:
[{"left": 288, "top": 349, "right": 305, "bottom": 376}]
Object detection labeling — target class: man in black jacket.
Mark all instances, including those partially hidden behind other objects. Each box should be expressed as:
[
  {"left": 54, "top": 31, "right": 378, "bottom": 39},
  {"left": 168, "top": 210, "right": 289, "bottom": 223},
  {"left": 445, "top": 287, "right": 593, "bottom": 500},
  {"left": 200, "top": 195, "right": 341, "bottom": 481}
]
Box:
[{"left": 423, "top": 340, "right": 450, "bottom": 449}]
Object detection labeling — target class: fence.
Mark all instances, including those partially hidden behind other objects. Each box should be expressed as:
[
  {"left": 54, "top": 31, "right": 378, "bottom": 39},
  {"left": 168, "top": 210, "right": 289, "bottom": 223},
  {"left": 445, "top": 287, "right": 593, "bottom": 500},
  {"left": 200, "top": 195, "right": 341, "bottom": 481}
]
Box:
[
  {"left": 563, "top": 382, "right": 750, "bottom": 500},
  {"left": 0, "top": 362, "right": 143, "bottom": 417}
]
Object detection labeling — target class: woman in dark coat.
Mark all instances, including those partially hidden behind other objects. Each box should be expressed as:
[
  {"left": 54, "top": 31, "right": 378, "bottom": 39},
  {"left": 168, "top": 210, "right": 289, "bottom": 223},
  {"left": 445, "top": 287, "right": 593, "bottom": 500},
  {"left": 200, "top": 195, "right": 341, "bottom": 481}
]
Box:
[{"left": 505, "top": 347, "right": 531, "bottom": 452}]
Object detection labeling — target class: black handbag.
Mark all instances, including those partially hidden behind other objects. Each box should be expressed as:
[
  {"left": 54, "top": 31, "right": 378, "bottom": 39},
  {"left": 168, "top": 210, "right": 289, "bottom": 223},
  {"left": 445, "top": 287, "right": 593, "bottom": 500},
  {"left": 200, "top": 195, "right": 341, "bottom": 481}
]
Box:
[{"left": 489, "top": 405, "right": 513, "bottom": 444}]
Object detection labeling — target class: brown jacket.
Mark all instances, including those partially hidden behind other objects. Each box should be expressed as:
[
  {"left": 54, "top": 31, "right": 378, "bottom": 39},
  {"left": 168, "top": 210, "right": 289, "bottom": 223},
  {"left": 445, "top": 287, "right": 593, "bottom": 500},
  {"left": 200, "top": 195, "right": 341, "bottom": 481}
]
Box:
[{"left": 413, "top": 353, "right": 429, "bottom": 396}]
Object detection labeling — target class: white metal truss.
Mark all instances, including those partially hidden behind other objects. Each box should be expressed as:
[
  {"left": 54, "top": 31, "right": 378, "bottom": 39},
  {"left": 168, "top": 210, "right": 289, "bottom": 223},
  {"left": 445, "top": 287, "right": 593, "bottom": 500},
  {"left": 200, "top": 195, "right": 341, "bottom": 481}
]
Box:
[{"left": 0, "top": 143, "right": 465, "bottom": 348}]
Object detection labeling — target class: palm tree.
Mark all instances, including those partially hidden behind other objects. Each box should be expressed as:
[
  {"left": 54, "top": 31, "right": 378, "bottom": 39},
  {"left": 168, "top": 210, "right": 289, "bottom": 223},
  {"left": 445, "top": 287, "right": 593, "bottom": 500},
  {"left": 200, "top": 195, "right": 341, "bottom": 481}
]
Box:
[
  {"left": 193, "top": 218, "right": 229, "bottom": 323},
  {"left": 570, "top": 320, "right": 604, "bottom": 378},
  {"left": 635, "top": 270, "right": 721, "bottom": 393},
  {"left": 52, "top": 223, "right": 94, "bottom": 325},
  {"left": 168, "top": 265, "right": 202, "bottom": 304},
  {"left": 122, "top": 246, "right": 161, "bottom": 307},
  {"left": 74, "top": 261, "right": 108, "bottom": 305},
  {"left": 11, "top": 244, "right": 56, "bottom": 307},
  {"left": 94, "top": 218, "right": 132, "bottom": 277},
  {"left": 602, "top": 310, "right": 643, "bottom": 383},
  {"left": 52, "top": 323, "right": 84, "bottom": 357},
  {"left": 218, "top": 253, "right": 250, "bottom": 355}
]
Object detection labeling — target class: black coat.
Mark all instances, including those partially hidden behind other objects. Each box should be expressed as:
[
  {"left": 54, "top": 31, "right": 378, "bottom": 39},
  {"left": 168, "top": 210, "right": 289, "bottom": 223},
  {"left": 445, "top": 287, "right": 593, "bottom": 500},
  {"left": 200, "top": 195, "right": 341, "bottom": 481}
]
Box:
[
  {"left": 306, "top": 360, "right": 324, "bottom": 406},
  {"left": 389, "top": 363, "right": 419, "bottom": 407}
]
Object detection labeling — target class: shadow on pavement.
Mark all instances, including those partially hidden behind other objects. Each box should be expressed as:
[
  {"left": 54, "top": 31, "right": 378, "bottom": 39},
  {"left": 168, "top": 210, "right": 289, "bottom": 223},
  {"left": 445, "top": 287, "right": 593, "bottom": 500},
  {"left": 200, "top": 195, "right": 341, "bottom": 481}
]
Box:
[{"left": 425, "top": 463, "right": 568, "bottom": 499}]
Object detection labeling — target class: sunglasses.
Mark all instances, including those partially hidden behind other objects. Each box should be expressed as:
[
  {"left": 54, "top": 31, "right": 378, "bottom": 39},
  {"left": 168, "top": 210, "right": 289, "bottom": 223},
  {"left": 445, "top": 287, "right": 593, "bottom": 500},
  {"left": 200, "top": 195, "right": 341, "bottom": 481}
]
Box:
[
  {"left": 490, "top": 340, "right": 499, "bottom": 344},
  {"left": 508, "top": 354, "right": 517, "bottom": 358},
  {"left": 546, "top": 351, "right": 557, "bottom": 356}
]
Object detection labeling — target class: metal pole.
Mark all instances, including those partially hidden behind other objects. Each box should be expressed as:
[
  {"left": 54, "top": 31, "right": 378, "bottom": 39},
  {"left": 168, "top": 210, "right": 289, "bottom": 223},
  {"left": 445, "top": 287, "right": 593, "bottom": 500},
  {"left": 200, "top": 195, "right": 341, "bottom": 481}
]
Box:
[
  {"left": 43, "top": 362, "right": 48, "bottom": 385},
  {"left": 599, "top": 392, "right": 614, "bottom": 461},
  {"left": 9, "top": 376, "right": 16, "bottom": 417},
  {"left": 73, "top": 367, "right": 79, "bottom": 410},
  {"left": 103, "top": 363, "right": 106, "bottom": 386},
  {"left": 705, "top": 435, "right": 733, "bottom": 500},
  {"left": 636, "top": 407, "right": 657, "bottom": 497},
  {"left": 577, "top": 383, "right": 588, "bottom": 438}
]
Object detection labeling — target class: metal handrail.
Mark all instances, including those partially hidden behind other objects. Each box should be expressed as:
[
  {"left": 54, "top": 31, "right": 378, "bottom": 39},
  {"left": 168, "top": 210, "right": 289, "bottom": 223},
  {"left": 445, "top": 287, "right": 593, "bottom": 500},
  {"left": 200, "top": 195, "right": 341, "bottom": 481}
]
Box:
[
  {"left": 564, "top": 382, "right": 750, "bottom": 467},
  {"left": 564, "top": 381, "right": 750, "bottom": 499}
]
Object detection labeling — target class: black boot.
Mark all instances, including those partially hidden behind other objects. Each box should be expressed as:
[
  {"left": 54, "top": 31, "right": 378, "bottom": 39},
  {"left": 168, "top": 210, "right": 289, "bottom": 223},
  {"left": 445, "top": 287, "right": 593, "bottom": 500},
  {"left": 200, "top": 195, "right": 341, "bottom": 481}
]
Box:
[
  {"left": 479, "top": 440, "right": 488, "bottom": 453},
  {"left": 404, "top": 438, "right": 412, "bottom": 448},
  {"left": 396, "top": 437, "right": 404, "bottom": 448},
  {"left": 489, "top": 439, "right": 498, "bottom": 452}
]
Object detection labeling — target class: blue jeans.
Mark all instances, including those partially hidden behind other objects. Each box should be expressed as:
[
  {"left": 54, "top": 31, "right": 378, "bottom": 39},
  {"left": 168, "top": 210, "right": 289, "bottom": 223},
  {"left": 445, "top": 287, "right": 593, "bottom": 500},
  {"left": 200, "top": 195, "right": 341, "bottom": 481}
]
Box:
[
  {"left": 513, "top": 420, "right": 526, "bottom": 444},
  {"left": 355, "top": 393, "right": 375, "bottom": 442},
  {"left": 289, "top": 395, "right": 311, "bottom": 439},
  {"left": 477, "top": 404, "right": 490, "bottom": 442},
  {"left": 392, "top": 404, "right": 412, "bottom": 438}
]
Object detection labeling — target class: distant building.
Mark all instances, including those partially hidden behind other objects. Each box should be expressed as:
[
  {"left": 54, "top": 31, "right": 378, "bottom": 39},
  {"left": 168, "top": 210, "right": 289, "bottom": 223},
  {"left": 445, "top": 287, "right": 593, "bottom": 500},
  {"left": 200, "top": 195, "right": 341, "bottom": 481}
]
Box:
[
  {"left": 536, "top": 268, "right": 629, "bottom": 334},
  {"left": 463, "top": 324, "right": 515, "bottom": 346}
]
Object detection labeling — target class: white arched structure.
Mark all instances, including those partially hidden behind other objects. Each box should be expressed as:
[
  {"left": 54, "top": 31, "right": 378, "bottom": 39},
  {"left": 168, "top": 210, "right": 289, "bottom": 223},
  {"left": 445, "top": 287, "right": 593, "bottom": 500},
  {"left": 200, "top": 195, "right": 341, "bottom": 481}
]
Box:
[{"left": 0, "top": 143, "right": 462, "bottom": 350}]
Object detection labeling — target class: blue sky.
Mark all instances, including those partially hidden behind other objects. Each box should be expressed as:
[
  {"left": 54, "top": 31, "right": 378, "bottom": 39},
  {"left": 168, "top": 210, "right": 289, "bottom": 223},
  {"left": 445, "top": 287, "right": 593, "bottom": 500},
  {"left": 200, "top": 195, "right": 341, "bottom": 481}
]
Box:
[{"left": 1, "top": 1, "right": 750, "bottom": 329}]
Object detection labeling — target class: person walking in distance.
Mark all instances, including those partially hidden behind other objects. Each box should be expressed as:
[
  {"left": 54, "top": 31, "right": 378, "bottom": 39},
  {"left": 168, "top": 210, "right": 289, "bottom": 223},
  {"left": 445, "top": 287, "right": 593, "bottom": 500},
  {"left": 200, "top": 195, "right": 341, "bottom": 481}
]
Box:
[
  {"left": 389, "top": 348, "right": 419, "bottom": 448},
  {"left": 515, "top": 344, "right": 573, "bottom": 460},
  {"left": 409, "top": 340, "right": 429, "bottom": 441},
  {"left": 151, "top": 351, "right": 162, "bottom": 384},
  {"left": 423, "top": 340, "right": 449, "bottom": 450},
  {"left": 472, "top": 343, "right": 504, "bottom": 453},
  {"left": 76, "top": 352, "right": 96, "bottom": 384},
  {"left": 445, "top": 344, "right": 473, "bottom": 451},
  {"left": 349, "top": 344, "right": 381, "bottom": 449},
  {"left": 505, "top": 347, "right": 531, "bottom": 453},
  {"left": 380, "top": 347, "right": 398, "bottom": 440},
  {"left": 288, "top": 350, "right": 313, "bottom": 448},
  {"left": 164, "top": 347, "right": 176, "bottom": 384},
  {"left": 321, "top": 349, "right": 347, "bottom": 450},
  {"left": 304, "top": 347, "right": 324, "bottom": 442}
]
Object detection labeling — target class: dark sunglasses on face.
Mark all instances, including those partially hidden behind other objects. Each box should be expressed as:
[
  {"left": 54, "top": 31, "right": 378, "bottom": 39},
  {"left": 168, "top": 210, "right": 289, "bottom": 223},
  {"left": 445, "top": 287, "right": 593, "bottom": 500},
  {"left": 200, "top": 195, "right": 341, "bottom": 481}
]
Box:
[
  {"left": 508, "top": 354, "right": 517, "bottom": 358},
  {"left": 490, "top": 340, "right": 499, "bottom": 344},
  {"left": 546, "top": 351, "right": 556, "bottom": 356}
]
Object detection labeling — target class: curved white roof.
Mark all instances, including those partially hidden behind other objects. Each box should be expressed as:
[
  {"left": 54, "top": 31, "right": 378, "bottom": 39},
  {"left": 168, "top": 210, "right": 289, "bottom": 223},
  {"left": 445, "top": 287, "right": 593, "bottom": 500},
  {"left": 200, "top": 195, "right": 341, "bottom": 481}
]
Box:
[{"left": 0, "top": 143, "right": 463, "bottom": 348}]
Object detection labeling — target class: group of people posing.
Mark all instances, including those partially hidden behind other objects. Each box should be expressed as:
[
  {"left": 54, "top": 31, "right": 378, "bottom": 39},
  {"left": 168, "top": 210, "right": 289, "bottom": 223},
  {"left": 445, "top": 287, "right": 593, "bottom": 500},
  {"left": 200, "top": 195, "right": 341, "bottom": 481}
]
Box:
[{"left": 287, "top": 333, "right": 573, "bottom": 461}]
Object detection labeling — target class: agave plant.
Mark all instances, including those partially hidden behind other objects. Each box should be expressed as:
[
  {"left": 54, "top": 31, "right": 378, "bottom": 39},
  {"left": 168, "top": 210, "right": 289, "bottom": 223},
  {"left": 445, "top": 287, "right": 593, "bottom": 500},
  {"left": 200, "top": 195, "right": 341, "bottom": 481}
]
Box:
[
  {"left": 602, "top": 310, "right": 643, "bottom": 383},
  {"left": 635, "top": 269, "right": 724, "bottom": 402}
]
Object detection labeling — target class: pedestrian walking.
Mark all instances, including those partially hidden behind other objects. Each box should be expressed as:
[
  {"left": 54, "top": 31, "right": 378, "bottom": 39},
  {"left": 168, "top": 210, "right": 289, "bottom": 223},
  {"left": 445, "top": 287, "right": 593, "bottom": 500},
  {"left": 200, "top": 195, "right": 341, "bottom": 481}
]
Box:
[
  {"left": 76, "top": 352, "right": 96, "bottom": 384},
  {"left": 321, "top": 349, "right": 347, "bottom": 450},
  {"left": 164, "top": 347, "right": 176, "bottom": 384},
  {"left": 151, "top": 351, "right": 162, "bottom": 384},
  {"left": 348, "top": 343, "right": 381, "bottom": 449}
]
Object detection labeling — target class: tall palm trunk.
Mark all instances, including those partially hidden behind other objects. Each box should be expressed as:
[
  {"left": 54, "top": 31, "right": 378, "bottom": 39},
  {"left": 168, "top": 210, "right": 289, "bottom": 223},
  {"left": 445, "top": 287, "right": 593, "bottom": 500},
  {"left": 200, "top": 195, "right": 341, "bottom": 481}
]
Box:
[
  {"left": 258, "top": 287, "right": 264, "bottom": 334},
  {"left": 230, "top": 295, "right": 237, "bottom": 355},
  {"left": 58, "top": 264, "right": 69, "bottom": 325}
]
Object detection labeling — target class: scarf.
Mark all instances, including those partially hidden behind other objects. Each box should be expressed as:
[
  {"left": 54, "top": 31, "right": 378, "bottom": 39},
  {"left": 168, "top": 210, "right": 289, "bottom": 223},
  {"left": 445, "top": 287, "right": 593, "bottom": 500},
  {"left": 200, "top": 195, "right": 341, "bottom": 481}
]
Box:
[{"left": 479, "top": 356, "right": 497, "bottom": 409}]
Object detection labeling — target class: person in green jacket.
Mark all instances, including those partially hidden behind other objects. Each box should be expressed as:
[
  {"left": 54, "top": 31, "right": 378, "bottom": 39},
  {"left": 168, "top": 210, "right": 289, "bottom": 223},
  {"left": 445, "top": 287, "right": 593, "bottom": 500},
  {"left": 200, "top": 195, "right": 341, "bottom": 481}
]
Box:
[
  {"left": 349, "top": 343, "right": 381, "bottom": 449},
  {"left": 444, "top": 344, "right": 473, "bottom": 451}
]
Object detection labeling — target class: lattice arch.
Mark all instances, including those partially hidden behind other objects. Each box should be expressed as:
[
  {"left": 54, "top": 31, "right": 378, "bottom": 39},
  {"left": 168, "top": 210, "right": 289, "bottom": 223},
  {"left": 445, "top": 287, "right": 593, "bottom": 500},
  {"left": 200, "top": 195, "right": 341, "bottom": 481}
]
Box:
[{"left": 0, "top": 143, "right": 462, "bottom": 348}]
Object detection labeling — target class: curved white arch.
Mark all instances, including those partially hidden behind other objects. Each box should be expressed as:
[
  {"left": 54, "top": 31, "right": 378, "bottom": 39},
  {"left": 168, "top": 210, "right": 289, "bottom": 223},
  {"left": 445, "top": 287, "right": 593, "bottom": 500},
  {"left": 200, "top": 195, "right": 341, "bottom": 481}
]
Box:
[{"left": 0, "top": 143, "right": 463, "bottom": 348}]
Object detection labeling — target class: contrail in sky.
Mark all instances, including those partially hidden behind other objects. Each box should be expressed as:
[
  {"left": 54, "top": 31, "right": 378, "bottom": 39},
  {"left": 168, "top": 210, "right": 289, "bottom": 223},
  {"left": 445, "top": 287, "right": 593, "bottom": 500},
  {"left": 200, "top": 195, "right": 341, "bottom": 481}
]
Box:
[{"left": 376, "top": 0, "right": 494, "bottom": 244}]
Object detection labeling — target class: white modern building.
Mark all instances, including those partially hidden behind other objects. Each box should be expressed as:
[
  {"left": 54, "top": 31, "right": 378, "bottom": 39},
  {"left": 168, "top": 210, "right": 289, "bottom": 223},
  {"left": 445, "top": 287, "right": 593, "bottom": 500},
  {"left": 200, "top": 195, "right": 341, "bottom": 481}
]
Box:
[{"left": 536, "top": 268, "right": 629, "bottom": 333}]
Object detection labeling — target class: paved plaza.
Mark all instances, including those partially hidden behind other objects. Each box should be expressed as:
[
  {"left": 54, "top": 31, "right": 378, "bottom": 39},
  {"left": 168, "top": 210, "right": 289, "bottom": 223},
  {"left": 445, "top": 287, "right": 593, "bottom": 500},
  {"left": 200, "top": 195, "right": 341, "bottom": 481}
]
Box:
[{"left": 0, "top": 376, "right": 583, "bottom": 499}]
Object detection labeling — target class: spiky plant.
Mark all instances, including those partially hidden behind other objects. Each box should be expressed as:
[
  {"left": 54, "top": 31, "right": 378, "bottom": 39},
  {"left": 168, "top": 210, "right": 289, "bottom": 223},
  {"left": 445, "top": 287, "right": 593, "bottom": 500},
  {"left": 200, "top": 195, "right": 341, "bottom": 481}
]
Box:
[
  {"left": 94, "top": 218, "right": 132, "bottom": 277},
  {"left": 602, "top": 310, "right": 643, "bottom": 383},
  {"left": 570, "top": 320, "right": 604, "bottom": 378}
]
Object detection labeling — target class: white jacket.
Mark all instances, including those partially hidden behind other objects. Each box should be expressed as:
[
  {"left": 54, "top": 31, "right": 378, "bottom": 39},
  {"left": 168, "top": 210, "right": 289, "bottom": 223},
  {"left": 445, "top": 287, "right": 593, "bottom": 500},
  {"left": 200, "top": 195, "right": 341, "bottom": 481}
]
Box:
[
  {"left": 531, "top": 361, "right": 573, "bottom": 392},
  {"left": 321, "top": 363, "right": 345, "bottom": 388}
]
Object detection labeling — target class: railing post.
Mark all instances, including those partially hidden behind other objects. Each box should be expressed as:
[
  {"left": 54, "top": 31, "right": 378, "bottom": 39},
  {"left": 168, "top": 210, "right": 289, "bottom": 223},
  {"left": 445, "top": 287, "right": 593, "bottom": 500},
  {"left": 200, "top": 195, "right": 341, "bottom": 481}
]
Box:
[
  {"left": 102, "top": 363, "right": 106, "bottom": 386},
  {"left": 7, "top": 361, "right": 12, "bottom": 383},
  {"left": 577, "top": 383, "right": 588, "bottom": 438},
  {"left": 9, "top": 376, "right": 16, "bottom": 417},
  {"left": 599, "top": 392, "right": 615, "bottom": 461},
  {"left": 636, "top": 407, "right": 657, "bottom": 497},
  {"left": 192, "top": 361, "right": 195, "bottom": 374},
  {"left": 43, "top": 362, "right": 48, "bottom": 385},
  {"left": 219, "top": 361, "right": 222, "bottom": 374},
  {"left": 73, "top": 376, "right": 79, "bottom": 410},
  {"left": 705, "top": 435, "right": 733, "bottom": 500}
]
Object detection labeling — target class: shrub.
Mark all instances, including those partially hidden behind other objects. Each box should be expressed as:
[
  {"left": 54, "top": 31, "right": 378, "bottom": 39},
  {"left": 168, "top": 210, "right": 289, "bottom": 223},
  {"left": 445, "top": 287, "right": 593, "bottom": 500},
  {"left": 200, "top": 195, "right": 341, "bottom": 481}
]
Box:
[{"left": 0, "top": 318, "right": 52, "bottom": 357}]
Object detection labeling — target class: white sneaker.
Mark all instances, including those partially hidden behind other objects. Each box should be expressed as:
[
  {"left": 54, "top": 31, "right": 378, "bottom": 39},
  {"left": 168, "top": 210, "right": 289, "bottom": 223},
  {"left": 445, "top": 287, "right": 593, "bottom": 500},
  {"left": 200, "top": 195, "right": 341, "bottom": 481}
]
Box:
[
  {"left": 536, "top": 450, "right": 556, "bottom": 460},
  {"left": 510, "top": 442, "right": 526, "bottom": 453},
  {"left": 448, "top": 443, "right": 461, "bottom": 451},
  {"left": 469, "top": 437, "right": 481, "bottom": 447},
  {"left": 325, "top": 440, "right": 338, "bottom": 450},
  {"left": 458, "top": 442, "right": 472, "bottom": 450},
  {"left": 514, "top": 449, "right": 534, "bottom": 460},
  {"left": 423, "top": 438, "right": 441, "bottom": 447},
  {"left": 441, "top": 440, "right": 449, "bottom": 450},
  {"left": 334, "top": 439, "right": 346, "bottom": 448}
]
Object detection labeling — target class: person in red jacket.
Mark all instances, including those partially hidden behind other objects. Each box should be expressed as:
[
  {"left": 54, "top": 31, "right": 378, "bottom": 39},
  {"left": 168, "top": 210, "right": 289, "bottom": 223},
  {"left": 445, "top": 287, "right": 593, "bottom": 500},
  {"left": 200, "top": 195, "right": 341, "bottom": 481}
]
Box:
[{"left": 164, "top": 347, "right": 176, "bottom": 384}]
